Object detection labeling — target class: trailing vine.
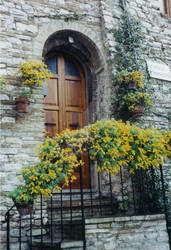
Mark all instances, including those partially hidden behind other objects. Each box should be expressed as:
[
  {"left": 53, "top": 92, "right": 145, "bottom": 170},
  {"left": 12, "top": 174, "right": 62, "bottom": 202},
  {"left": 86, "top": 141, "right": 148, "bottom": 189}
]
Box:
[{"left": 111, "top": 0, "right": 153, "bottom": 121}]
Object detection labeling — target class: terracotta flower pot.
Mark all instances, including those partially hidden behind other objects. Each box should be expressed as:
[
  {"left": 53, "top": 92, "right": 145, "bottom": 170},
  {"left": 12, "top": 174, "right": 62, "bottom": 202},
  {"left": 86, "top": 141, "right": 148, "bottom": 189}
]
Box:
[
  {"left": 126, "top": 81, "right": 137, "bottom": 90},
  {"left": 14, "top": 201, "right": 33, "bottom": 216},
  {"left": 130, "top": 105, "right": 144, "bottom": 117},
  {"left": 15, "top": 97, "right": 30, "bottom": 113}
]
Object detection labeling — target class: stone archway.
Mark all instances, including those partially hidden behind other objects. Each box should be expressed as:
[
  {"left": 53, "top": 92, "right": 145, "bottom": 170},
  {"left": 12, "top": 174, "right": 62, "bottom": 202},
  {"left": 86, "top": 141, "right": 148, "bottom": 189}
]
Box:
[{"left": 42, "top": 29, "right": 105, "bottom": 124}]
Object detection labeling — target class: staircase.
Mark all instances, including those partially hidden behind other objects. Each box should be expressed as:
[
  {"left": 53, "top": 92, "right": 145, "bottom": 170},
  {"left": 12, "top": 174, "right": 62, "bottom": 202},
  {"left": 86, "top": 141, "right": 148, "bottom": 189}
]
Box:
[
  {"left": 5, "top": 166, "right": 170, "bottom": 250},
  {"left": 167, "top": 209, "right": 171, "bottom": 245},
  {"left": 30, "top": 190, "right": 118, "bottom": 249}
]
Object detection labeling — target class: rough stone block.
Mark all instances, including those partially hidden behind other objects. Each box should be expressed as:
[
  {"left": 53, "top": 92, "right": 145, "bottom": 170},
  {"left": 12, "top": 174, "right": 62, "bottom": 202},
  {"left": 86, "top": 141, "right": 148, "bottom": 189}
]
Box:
[
  {"left": 1, "top": 148, "right": 18, "bottom": 154},
  {"left": 0, "top": 94, "right": 9, "bottom": 101},
  {"left": 16, "top": 23, "right": 38, "bottom": 34},
  {"left": 26, "top": 228, "right": 46, "bottom": 236}
]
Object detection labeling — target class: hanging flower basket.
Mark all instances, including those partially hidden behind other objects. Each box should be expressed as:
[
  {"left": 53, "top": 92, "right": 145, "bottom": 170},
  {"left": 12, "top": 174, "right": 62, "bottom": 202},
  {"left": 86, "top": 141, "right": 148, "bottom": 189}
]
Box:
[
  {"left": 14, "top": 201, "right": 33, "bottom": 216},
  {"left": 126, "top": 81, "right": 137, "bottom": 90},
  {"left": 130, "top": 105, "right": 144, "bottom": 118},
  {"left": 15, "top": 97, "right": 30, "bottom": 113}
]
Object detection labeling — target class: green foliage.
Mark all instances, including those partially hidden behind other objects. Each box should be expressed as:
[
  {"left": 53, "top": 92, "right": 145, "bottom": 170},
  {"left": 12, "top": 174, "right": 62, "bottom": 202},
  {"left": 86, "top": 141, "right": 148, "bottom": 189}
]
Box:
[
  {"left": 132, "top": 168, "right": 169, "bottom": 213},
  {"left": 64, "top": 13, "right": 80, "bottom": 22},
  {"left": 112, "top": 12, "right": 152, "bottom": 120},
  {"left": 114, "top": 15, "right": 146, "bottom": 72},
  {"left": 0, "top": 76, "right": 9, "bottom": 90},
  {"left": 114, "top": 91, "right": 153, "bottom": 113},
  {"left": 18, "top": 87, "right": 33, "bottom": 98},
  {"left": 8, "top": 185, "right": 35, "bottom": 204},
  {"left": 114, "top": 70, "right": 144, "bottom": 88}
]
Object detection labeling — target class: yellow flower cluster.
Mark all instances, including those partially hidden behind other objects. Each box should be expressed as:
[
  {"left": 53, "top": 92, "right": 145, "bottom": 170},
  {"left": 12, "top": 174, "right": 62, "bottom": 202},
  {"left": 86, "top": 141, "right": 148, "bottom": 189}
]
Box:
[
  {"left": 113, "top": 70, "right": 154, "bottom": 118},
  {"left": 121, "top": 91, "right": 153, "bottom": 112},
  {"left": 37, "top": 119, "right": 170, "bottom": 181},
  {"left": 116, "top": 70, "right": 144, "bottom": 88},
  {"left": 10, "top": 120, "right": 170, "bottom": 203},
  {"left": 17, "top": 130, "right": 88, "bottom": 201},
  {"left": 17, "top": 60, "right": 52, "bottom": 87},
  {"left": 87, "top": 120, "right": 170, "bottom": 175}
]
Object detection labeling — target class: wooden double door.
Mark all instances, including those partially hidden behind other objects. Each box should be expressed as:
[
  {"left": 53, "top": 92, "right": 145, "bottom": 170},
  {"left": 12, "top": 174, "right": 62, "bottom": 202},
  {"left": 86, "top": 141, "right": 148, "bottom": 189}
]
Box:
[{"left": 44, "top": 55, "right": 89, "bottom": 188}]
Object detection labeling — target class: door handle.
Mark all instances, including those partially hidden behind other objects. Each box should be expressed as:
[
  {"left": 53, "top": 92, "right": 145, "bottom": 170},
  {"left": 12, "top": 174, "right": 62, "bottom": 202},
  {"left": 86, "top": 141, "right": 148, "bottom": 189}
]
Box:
[{"left": 69, "top": 123, "right": 80, "bottom": 129}]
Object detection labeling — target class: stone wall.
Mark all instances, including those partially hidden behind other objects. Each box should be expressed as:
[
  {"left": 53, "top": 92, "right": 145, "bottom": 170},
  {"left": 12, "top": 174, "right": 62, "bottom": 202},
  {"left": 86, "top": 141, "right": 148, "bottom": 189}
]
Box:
[
  {"left": 0, "top": 84, "right": 45, "bottom": 250},
  {"left": 85, "top": 214, "right": 170, "bottom": 250},
  {"left": 100, "top": 0, "right": 171, "bottom": 128},
  {"left": 99, "top": 0, "right": 171, "bottom": 206},
  {"left": 0, "top": 0, "right": 171, "bottom": 248},
  {"left": 0, "top": 0, "right": 109, "bottom": 248}
]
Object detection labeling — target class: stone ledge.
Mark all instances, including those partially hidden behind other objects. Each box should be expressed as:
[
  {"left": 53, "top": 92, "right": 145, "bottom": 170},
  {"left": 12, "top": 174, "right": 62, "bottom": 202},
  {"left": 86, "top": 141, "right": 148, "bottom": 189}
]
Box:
[
  {"left": 61, "top": 240, "right": 83, "bottom": 249},
  {"left": 85, "top": 214, "right": 165, "bottom": 224}
]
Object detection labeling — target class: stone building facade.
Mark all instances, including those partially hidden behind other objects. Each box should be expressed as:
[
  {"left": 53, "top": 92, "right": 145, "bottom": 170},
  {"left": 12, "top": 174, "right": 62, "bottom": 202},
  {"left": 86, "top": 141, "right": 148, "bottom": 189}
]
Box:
[{"left": 0, "top": 0, "right": 171, "bottom": 249}]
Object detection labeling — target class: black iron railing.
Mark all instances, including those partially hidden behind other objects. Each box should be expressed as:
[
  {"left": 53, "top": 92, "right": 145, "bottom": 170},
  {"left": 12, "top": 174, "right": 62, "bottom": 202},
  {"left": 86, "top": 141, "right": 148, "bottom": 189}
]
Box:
[{"left": 3, "top": 164, "right": 170, "bottom": 250}]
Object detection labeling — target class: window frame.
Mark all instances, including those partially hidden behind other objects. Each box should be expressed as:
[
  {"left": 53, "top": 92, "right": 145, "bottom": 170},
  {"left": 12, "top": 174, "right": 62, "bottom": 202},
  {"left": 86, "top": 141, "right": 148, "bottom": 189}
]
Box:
[{"left": 164, "top": 0, "right": 171, "bottom": 17}]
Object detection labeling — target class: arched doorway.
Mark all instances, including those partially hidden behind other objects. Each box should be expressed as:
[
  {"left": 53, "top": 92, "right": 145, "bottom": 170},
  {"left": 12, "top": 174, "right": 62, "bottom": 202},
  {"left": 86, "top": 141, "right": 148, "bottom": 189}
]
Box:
[
  {"left": 42, "top": 29, "right": 106, "bottom": 125},
  {"left": 44, "top": 53, "right": 89, "bottom": 188},
  {"left": 42, "top": 29, "right": 106, "bottom": 190}
]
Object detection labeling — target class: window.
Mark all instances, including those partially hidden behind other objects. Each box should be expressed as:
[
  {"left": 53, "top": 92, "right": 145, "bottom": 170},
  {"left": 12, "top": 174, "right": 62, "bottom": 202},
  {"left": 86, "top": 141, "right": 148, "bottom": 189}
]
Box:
[
  {"left": 154, "top": 0, "right": 171, "bottom": 17},
  {"left": 164, "top": 0, "right": 171, "bottom": 17}
]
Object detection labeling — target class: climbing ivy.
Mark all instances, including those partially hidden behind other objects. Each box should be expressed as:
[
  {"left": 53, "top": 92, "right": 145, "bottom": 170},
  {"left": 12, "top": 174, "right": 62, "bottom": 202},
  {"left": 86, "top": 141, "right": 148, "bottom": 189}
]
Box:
[{"left": 111, "top": 1, "right": 153, "bottom": 121}]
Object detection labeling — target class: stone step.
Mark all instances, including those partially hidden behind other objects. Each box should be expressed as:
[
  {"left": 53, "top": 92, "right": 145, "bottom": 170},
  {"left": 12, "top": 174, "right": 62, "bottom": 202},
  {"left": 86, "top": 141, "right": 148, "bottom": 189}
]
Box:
[
  {"left": 31, "top": 220, "right": 84, "bottom": 244},
  {"left": 61, "top": 240, "right": 83, "bottom": 249},
  {"left": 48, "top": 207, "right": 114, "bottom": 223},
  {"left": 31, "top": 238, "right": 83, "bottom": 250},
  {"left": 51, "top": 190, "right": 96, "bottom": 201},
  {"left": 48, "top": 198, "right": 113, "bottom": 208},
  {"left": 47, "top": 196, "right": 118, "bottom": 227},
  {"left": 31, "top": 237, "right": 60, "bottom": 250}
]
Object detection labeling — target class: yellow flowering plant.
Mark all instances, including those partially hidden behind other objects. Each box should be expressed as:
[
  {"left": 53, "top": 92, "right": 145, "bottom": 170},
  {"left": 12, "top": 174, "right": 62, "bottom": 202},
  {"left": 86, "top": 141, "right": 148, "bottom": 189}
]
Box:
[
  {"left": 120, "top": 91, "right": 153, "bottom": 112},
  {"left": 87, "top": 120, "right": 170, "bottom": 174},
  {"left": 113, "top": 70, "right": 153, "bottom": 120},
  {"left": 17, "top": 60, "right": 52, "bottom": 87},
  {"left": 8, "top": 185, "right": 35, "bottom": 205},
  {"left": 8, "top": 120, "right": 171, "bottom": 204},
  {"left": 8, "top": 130, "right": 89, "bottom": 203},
  {"left": 114, "top": 70, "right": 144, "bottom": 88}
]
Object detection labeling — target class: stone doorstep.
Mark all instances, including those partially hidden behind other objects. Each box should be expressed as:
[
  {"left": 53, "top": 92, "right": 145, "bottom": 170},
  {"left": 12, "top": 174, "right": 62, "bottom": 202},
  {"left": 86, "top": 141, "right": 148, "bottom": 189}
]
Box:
[
  {"left": 47, "top": 192, "right": 97, "bottom": 203},
  {"left": 48, "top": 199, "right": 112, "bottom": 208},
  {"left": 61, "top": 240, "right": 83, "bottom": 249},
  {"left": 31, "top": 239, "right": 83, "bottom": 249},
  {"left": 31, "top": 238, "right": 61, "bottom": 249},
  {"left": 48, "top": 207, "right": 113, "bottom": 222}
]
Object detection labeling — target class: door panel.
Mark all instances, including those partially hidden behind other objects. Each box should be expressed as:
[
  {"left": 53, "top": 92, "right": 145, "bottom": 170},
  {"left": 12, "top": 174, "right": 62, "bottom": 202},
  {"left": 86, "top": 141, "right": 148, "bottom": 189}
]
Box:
[
  {"left": 44, "top": 55, "right": 89, "bottom": 189},
  {"left": 44, "top": 78, "right": 59, "bottom": 106},
  {"left": 45, "top": 56, "right": 58, "bottom": 74},
  {"left": 65, "top": 80, "right": 82, "bottom": 108},
  {"left": 66, "top": 112, "right": 83, "bottom": 130},
  {"left": 45, "top": 110, "right": 59, "bottom": 138},
  {"left": 65, "top": 57, "right": 80, "bottom": 77}
]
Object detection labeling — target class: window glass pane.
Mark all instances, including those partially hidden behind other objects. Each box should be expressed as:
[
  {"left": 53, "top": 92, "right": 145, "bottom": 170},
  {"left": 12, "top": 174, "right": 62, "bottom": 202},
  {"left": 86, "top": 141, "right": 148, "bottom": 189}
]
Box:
[
  {"left": 45, "top": 56, "right": 57, "bottom": 74},
  {"left": 65, "top": 58, "right": 80, "bottom": 77}
]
